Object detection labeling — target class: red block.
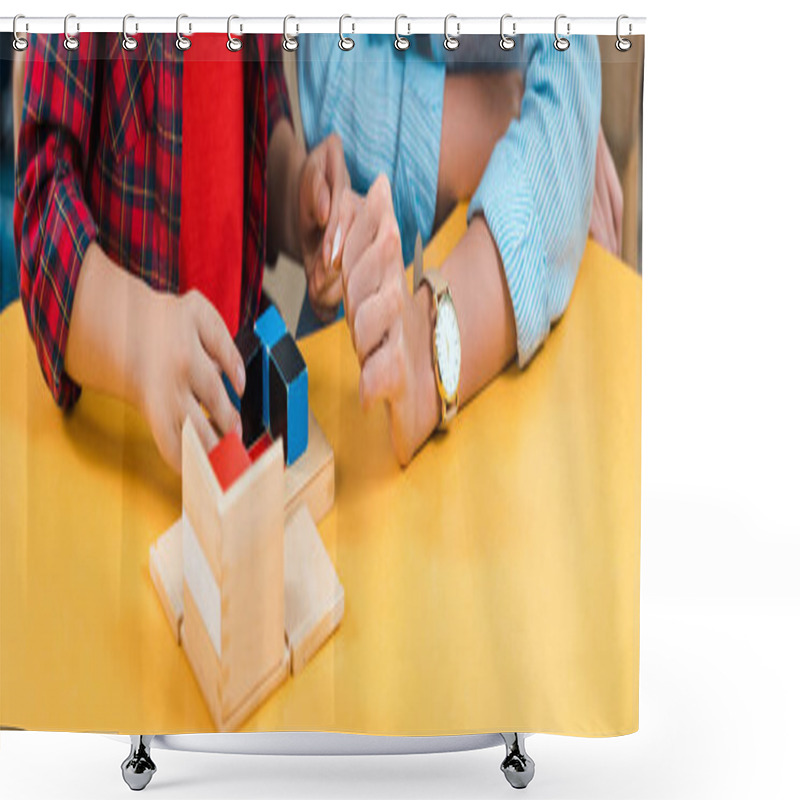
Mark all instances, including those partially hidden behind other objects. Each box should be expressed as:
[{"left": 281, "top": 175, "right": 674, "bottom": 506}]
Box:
[
  {"left": 208, "top": 431, "right": 252, "bottom": 492},
  {"left": 248, "top": 431, "right": 274, "bottom": 464}
]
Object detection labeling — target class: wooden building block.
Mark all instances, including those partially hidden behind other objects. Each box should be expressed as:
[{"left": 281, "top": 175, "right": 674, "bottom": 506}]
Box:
[
  {"left": 182, "top": 419, "right": 224, "bottom": 584},
  {"left": 208, "top": 431, "right": 251, "bottom": 492},
  {"left": 149, "top": 518, "right": 183, "bottom": 643},
  {"left": 269, "top": 333, "right": 308, "bottom": 466},
  {"left": 218, "top": 438, "right": 285, "bottom": 717},
  {"left": 181, "top": 416, "right": 286, "bottom": 728},
  {"left": 284, "top": 504, "right": 344, "bottom": 675},
  {"left": 285, "top": 411, "right": 334, "bottom": 523},
  {"left": 254, "top": 305, "right": 287, "bottom": 428},
  {"left": 182, "top": 580, "right": 290, "bottom": 731}
]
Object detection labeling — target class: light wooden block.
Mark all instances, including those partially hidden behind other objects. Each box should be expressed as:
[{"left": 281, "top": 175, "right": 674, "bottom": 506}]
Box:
[
  {"left": 284, "top": 504, "right": 345, "bottom": 675},
  {"left": 181, "top": 416, "right": 286, "bottom": 725},
  {"left": 285, "top": 412, "right": 334, "bottom": 524},
  {"left": 182, "top": 582, "right": 289, "bottom": 731},
  {"left": 218, "top": 439, "right": 285, "bottom": 718},
  {"left": 148, "top": 518, "right": 183, "bottom": 643},
  {"left": 182, "top": 419, "right": 224, "bottom": 585}
]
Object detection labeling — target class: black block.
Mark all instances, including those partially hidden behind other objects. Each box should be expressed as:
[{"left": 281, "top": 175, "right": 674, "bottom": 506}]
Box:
[{"left": 234, "top": 325, "right": 265, "bottom": 448}]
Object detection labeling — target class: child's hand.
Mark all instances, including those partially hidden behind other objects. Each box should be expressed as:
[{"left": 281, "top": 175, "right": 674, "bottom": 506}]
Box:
[
  {"left": 138, "top": 289, "right": 245, "bottom": 472},
  {"left": 297, "top": 133, "right": 357, "bottom": 322},
  {"left": 340, "top": 175, "right": 438, "bottom": 466}
]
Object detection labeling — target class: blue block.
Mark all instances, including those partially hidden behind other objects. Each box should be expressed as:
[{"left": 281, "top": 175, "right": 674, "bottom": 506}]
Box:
[
  {"left": 269, "top": 333, "right": 308, "bottom": 466},
  {"left": 253, "top": 306, "right": 287, "bottom": 429}
]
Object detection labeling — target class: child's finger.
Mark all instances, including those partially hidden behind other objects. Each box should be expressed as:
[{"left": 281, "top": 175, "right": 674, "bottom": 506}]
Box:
[
  {"left": 186, "top": 395, "right": 220, "bottom": 454},
  {"left": 192, "top": 355, "right": 242, "bottom": 441},
  {"left": 194, "top": 296, "right": 245, "bottom": 396}
]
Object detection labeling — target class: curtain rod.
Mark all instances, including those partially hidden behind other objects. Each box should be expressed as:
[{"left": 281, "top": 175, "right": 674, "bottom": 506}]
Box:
[{"left": 1, "top": 15, "right": 646, "bottom": 37}]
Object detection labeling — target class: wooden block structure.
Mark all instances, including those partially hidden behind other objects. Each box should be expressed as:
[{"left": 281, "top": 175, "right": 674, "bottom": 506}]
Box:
[
  {"left": 180, "top": 417, "right": 287, "bottom": 731},
  {"left": 149, "top": 410, "right": 340, "bottom": 730}
]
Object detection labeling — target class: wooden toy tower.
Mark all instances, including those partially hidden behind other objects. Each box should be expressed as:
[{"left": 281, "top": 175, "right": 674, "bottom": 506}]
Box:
[{"left": 150, "top": 306, "right": 342, "bottom": 731}]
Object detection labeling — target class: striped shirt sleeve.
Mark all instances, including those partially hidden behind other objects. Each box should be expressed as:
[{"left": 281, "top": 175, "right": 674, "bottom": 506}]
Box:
[
  {"left": 298, "top": 35, "right": 445, "bottom": 266},
  {"left": 468, "top": 34, "right": 602, "bottom": 367}
]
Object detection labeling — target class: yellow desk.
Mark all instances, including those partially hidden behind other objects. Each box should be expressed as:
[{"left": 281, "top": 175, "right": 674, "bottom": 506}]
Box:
[{"left": 1, "top": 211, "right": 641, "bottom": 737}]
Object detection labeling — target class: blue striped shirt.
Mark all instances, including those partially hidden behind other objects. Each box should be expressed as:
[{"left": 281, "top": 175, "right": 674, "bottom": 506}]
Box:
[{"left": 297, "top": 34, "right": 600, "bottom": 365}]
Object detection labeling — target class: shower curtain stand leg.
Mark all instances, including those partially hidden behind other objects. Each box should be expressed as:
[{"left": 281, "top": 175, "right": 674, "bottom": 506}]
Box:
[
  {"left": 500, "top": 733, "right": 535, "bottom": 789},
  {"left": 121, "top": 735, "right": 156, "bottom": 791}
]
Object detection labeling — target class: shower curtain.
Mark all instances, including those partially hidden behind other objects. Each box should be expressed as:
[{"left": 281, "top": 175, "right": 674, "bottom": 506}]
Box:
[{"left": 0, "top": 29, "right": 643, "bottom": 738}]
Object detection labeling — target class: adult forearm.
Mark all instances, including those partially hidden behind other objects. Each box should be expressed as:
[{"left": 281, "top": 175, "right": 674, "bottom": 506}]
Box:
[
  {"left": 442, "top": 215, "right": 517, "bottom": 404},
  {"left": 436, "top": 72, "right": 523, "bottom": 228},
  {"left": 64, "top": 242, "right": 152, "bottom": 413},
  {"left": 413, "top": 215, "right": 517, "bottom": 444}
]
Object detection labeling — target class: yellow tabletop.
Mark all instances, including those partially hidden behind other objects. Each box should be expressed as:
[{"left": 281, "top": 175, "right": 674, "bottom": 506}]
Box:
[{"left": 1, "top": 208, "right": 641, "bottom": 737}]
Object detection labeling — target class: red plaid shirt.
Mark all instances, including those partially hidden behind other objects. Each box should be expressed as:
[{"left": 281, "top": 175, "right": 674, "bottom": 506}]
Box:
[{"left": 14, "top": 33, "right": 290, "bottom": 408}]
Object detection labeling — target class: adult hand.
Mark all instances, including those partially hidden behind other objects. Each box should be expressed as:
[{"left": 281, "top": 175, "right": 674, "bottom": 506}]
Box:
[
  {"left": 340, "top": 175, "right": 439, "bottom": 466},
  {"left": 297, "top": 133, "right": 357, "bottom": 322},
  {"left": 138, "top": 289, "right": 245, "bottom": 472}
]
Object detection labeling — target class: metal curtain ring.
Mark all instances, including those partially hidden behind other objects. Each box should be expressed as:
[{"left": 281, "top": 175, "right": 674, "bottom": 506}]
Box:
[
  {"left": 554, "top": 14, "right": 570, "bottom": 51},
  {"left": 12, "top": 15, "right": 29, "bottom": 52},
  {"left": 64, "top": 14, "right": 79, "bottom": 51},
  {"left": 616, "top": 14, "right": 632, "bottom": 52},
  {"left": 443, "top": 14, "right": 460, "bottom": 51},
  {"left": 176, "top": 14, "right": 191, "bottom": 51},
  {"left": 227, "top": 15, "right": 242, "bottom": 52},
  {"left": 499, "top": 14, "right": 516, "bottom": 51},
  {"left": 339, "top": 15, "right": 355, "bottom": 51},
  {"left": 395, "top": 15, "right": 410, "bottom": 51},
  {"left": 122, "top": 14, "right": 138, "bottom": 51},
  {"left": 283, "top": 15, "right": 298, "bottom": 52}
]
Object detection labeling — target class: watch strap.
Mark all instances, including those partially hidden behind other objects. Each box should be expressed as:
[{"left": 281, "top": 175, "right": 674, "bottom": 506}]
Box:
[{"left": 421, "top": 269, "right": 446, "bottom": 304}]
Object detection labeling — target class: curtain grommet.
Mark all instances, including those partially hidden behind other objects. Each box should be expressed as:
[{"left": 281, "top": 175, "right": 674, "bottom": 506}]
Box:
[{"left": 554, "top": 14, "right": 570, "bottom": 51}]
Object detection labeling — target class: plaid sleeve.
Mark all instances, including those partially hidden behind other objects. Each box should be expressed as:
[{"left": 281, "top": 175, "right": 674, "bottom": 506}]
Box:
[
  {"left": 14, "top": 34, "right": 100, "bottom": 409},
  {"left": 264, "top": 34, "right": 291, "bottom": 139}
]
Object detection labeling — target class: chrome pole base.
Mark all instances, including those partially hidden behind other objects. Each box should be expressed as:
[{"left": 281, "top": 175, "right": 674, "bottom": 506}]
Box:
[
  {"left": 500, "top": 733, "right": 535, "bottom": 789},
  {"left": 121, "top": 735, "right": 156, "bottom": 791}
]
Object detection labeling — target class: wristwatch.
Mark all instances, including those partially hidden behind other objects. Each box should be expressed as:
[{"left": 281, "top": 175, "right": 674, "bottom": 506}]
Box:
[{"left": 421, "top": 270, "right": 462, "bottom": 429}]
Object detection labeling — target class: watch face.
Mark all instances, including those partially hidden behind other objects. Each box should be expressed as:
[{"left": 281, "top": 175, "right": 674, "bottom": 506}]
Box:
[{"left": 435, "top": 293, "right": 461, "bottom": 400}]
